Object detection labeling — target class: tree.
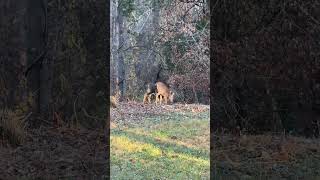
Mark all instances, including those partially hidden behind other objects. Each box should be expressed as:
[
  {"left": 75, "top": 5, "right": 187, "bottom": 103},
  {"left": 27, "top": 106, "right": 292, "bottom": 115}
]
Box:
[
  {"left": 111, "top": 0, "right": 126, "bottom": 101},
  {"left": 26, "top": 0, "right": 51, "bottom": 120}
]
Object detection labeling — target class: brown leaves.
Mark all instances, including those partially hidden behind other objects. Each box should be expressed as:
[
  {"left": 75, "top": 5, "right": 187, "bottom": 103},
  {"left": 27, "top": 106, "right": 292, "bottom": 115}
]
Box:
[
  {"left": 0, "top": 127, "right": 108, "bottom": 177},
  {"left": 213, "top": 133, "right": 320, "bottom": 178}
]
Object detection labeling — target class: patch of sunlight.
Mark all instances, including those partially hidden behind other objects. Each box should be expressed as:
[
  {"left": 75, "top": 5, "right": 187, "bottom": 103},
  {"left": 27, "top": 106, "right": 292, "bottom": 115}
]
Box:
[
  {"left": 152, "top": 130, "right": 170, "bottom": 139},
  {"left": 124, "top": 127, "right": 209, "bottom": 151},
  {"left": 111, "top": 136, "right": 162, "bottom": 157},
  {"left": 167, "top": 151, "right": 209, "bottom": 166},
  {"left": 125, "top": 128, "right": 149, "bottom": 135}
]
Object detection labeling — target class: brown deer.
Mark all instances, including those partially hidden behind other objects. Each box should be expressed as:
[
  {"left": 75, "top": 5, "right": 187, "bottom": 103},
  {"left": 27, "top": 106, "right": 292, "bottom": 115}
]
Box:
[
  {"left": 143, "top": 83, "right": 157, "bottom": 104},
  {"left": 143, "top": 92, "right": 156, "bottom": 104},
  {"left": 110, "top": 91, "right": 120, "bottom": 108},
  {"left": 155, "top": 82, "right": 174, "bottom": 105},
  {"left": 156, "top": 91, "right": 174, "bottom": 105}
]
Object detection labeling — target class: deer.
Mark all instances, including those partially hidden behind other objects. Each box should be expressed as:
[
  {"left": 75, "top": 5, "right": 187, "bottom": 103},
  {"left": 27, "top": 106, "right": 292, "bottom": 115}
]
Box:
[
  {"left": 143, "top": 83, "right": 157, "bottom": 104},
  {"left": 155, "top": 81, "right": 174, "bottom": 105}
]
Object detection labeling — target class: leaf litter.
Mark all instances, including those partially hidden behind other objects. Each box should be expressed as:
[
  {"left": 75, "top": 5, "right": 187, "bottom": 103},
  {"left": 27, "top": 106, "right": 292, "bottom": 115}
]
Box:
[{"left": 0, "top": 126, "right": 108, "bottom": 178}]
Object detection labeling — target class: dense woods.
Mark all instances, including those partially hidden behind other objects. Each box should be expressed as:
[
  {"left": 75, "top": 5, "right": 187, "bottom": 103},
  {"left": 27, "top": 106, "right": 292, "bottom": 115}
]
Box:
[
  {"left": 47, "top": 0, "right": 108, "bottom": 128},
  {"left": 110, "top": 0, "right": 210, "bottom": 104},
  {"left": 1, "top": 0, "right": 108, "bottom": 131},
  {"left": 1, "top": 0, "right": 108, "bottom": 177},
  {"left": 212, "top": 0, "right": 320, "bottom": 137},
  {"left": 211, "top": 1, "right": 320, "bottom": 178}
]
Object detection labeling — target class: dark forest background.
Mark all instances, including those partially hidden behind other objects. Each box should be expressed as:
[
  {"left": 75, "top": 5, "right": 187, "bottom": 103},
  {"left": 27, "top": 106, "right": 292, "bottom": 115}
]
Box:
[
  {"left": 0, "top": 0, "right": 108, "bottom": 132},
  {"left": 0, "top": 0, "right": 109, "bottom": 177},
  {"left": 110, "top": 0, "right": 210, "bottom": 105},
  {"left": 211, "top": 0, "right": 320, "bottom": 137}
]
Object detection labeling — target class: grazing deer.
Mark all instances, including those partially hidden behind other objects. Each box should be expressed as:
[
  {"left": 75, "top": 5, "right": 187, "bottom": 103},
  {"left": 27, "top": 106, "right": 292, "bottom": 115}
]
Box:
[
  {"left": 143, "top": 83, "right": 157, "bottom": 104},
  {"left": 155, "top": 82, "right": 174, "bottom": 105},
  {"left": 143, "top": 92, "right": 156, "bottom": 104},
  {"left": 110, "top": 91, "right": 120, "bottom": 108}
]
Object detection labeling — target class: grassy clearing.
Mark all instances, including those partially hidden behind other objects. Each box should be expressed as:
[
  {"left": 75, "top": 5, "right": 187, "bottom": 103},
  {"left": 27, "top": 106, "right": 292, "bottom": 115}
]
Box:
[{"left": 111, "top": 108, "right": 210, "bottom": 180}]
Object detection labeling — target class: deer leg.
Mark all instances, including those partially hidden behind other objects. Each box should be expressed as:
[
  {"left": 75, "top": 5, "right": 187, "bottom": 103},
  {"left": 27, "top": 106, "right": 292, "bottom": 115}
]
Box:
[
  {"left": 160, "top": 94, "right": 162, "bottom": 105},
  {"left": 156, "top": 93, "right": 160, "bottom": 105}
]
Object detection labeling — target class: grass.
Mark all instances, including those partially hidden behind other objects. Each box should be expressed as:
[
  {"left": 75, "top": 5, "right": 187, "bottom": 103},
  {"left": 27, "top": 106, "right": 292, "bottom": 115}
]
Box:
[
  {"left": 111, "top": 110, "right": 210, "bottom": 179},
  {"left": 0, "top": 109, "right": 26, "bottom": 146}
]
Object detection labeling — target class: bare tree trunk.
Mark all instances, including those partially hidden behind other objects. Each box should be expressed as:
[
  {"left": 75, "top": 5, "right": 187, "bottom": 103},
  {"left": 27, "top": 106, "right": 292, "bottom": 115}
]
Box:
[
  {"left": 193, "top": 85, "right": 199, "bottom": 104},
  {"left": 1, "top": 0, "right": 28, "bottom": 109},
  {"left": 39, "top": 0, "right": 51, "bottom": 119},
  {"left": 135, "top": 0, "right": 161, "bottom": 89},
  {"left": 117, "top": 8, "right": 126, "bottom": 101},
  {"left": 19, "top": 0, "right": 28, "bottom": 107},
  {"left": 111, "top": 1, "right": 126, "bottom": 101},
  {"left": 150, "top": 0, "right": 160, "bottom": 83},
  {"left": 110, "top": 0, "right": 118, "bottom": 95},
  {"left": 265, "top": 79, "right": 282, "bottom": 132},
  {"left": 27, "top": 0, "right": 50, "bottom": 119}
]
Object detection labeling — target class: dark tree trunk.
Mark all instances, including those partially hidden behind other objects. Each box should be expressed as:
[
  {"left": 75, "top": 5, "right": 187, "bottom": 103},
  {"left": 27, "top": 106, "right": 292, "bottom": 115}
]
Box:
[
  {"left": 117, "top": 4, "right": 126, "bottom": 101},
  {"left": 27, "top": 0, "right": 50, "bottom": 119}
]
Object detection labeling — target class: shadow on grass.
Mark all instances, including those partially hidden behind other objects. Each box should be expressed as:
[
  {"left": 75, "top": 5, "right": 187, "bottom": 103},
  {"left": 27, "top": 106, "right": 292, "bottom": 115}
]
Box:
[
  {"left": 112, "top": 129, "right": 209, "bottom": 160},
  {"left": 123, "top": 111, "right": 209, "bottom": 124}
]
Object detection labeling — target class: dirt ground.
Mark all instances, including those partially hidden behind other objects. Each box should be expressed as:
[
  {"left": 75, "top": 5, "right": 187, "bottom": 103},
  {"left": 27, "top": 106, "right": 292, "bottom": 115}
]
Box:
[
  {"left": 212, "top": 133, "right": 320, "bottom": 179},
  {"left": 0, "top": 126, "right": 108, "bottom": 179},
  {"left": 111, "top": 101, "right": 209, "bottom": 124}
]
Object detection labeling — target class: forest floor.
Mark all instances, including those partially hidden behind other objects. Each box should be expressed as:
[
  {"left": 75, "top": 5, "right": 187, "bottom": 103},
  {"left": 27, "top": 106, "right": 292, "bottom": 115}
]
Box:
[
  {"left": 0, "top": 126, "right": 108, "bottom": 178},
  {"left": 111, "top": 102, "right": 320, "bottom": 180},
  {"left": 213, "top": 133, "right": 320, "bottom": 179}
]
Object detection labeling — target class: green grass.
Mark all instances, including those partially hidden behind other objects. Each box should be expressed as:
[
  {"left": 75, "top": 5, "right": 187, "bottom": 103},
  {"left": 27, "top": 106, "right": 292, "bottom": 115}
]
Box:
[{"left": 111, "top": 111, "right": 210, "bottom": 179}]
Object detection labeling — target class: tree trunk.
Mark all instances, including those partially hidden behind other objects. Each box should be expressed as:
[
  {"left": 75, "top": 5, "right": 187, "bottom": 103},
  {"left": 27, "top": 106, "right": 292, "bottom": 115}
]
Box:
[
  {"left": 116, "top": 2, "right": 126, "bottom": 101},
  {"left": 150, "top": 0, "right": 160, "bottom": 83},
  {"left": 193, "top": 85, "right": 199, "bottom": 104},
  {"left": 27, "top": 0, "right": 50, "bottom": 119},
  {"left": 135, "top": 0, "right": 160, "bottom": 90},
  {"left": 111, "top": 0, "right": 118, "bottom": 95},
  {"left": 39, "top": 0, "right": 51, "bottom": 119},
  {"left": 265, "top": 79, "right": 282, "bottom": 132}
]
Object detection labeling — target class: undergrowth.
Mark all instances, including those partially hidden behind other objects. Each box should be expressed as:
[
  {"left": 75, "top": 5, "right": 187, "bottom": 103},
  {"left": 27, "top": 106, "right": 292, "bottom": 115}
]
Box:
[{"left": 0, "top": 108, "right": 27, "bottom": 146}]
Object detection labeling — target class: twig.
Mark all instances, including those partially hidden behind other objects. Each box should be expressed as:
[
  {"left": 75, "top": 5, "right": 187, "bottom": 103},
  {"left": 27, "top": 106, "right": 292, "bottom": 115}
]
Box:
[
  {"left": 24, "top": 49, "right": 47, "bottom": 76},
  {"left": 298, "top": 6, "right": 320, "bottom": 26},
  {"left": 73, "top": 90, "right": 85, "bottom": 126},
  {"left": 38, "top": 118, "right": 53, "bottom": 125},
  {"left": 20, "top": 112, "right": 32, "bottom": 122},
  {"left": 82, "top": 108, "right": 105, "bottom": 122}
]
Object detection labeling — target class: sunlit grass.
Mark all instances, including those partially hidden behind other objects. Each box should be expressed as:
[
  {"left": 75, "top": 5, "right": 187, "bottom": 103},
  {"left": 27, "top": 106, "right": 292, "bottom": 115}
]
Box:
[
  {"left": 111, "top": 110, "right": 210, "bottom": 179},
  {"left": 111, "top": 136, "right": 162, "bottom": 157}
]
